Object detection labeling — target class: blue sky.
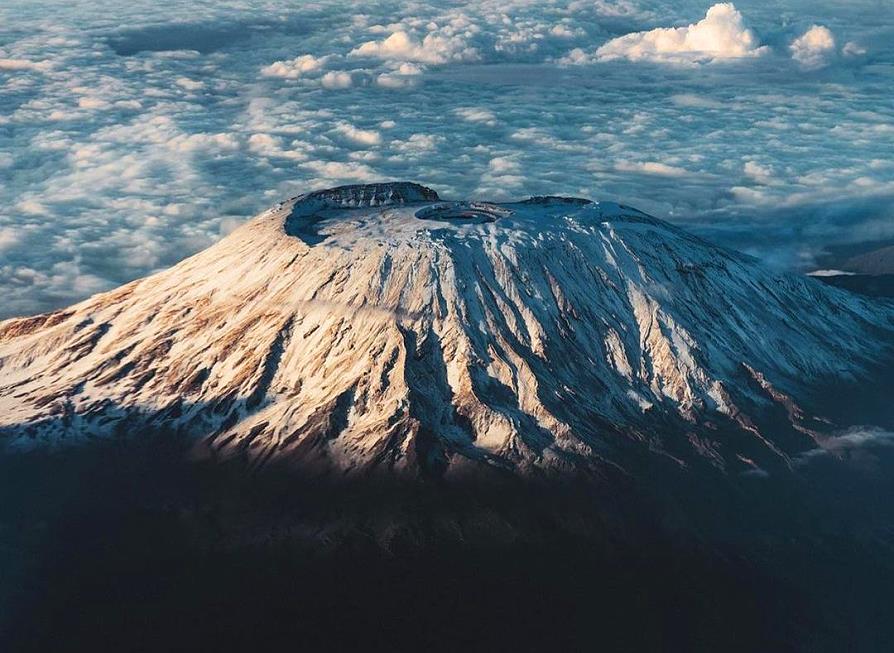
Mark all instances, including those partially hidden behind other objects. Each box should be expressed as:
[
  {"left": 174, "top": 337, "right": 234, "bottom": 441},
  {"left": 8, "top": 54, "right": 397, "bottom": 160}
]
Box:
[{"left": 1, "top": 0, "right": 892, "bottom": 318}]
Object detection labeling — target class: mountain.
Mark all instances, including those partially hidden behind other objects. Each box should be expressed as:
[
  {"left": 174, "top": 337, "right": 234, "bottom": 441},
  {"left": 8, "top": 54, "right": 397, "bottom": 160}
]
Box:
[
  {"left": 817, "top": 272, "right": 894, "bottom": 298},
  {"left": 844, "top": 244, "right": 894, "bottom": 275},
  {"left": 812, "top": 243, "right": 894, "bottom": 298},
  {"left": 1, "top": 182, "right": 892, "bottom": 480},
  {"left": 4, "top": 182, "right": 894, "bottom": 652}
]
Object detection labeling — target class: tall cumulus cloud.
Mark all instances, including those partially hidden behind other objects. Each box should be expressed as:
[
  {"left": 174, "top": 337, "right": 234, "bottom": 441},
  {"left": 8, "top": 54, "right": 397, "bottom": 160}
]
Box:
[{"left": 588, "top": 3, "right": 768, "bottom": 64}]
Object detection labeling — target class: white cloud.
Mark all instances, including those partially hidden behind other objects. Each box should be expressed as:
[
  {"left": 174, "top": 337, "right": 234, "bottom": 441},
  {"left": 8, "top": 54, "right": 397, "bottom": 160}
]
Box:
[
  {"left": 729, "top": 185, "right": 767, "bottom": 203},
  {"left": 549, "top": 24, "right": 583, "bottom": 39},
  {"left": 395, "top": 62, "right": 424, "bottom": 75},
  {"left": 376, "top": 61, "right": 426, "bottom": 88},
  {"left": 17, "top": 199, "right": 47, "bottom": 215},
  {"left": 303, "top": 160, "right": 378, "bottom": 182},
  {"left": 454, "top": 107, "right": 497, "bottom": 126},
  {"left": 795, "top": 427, "right": 894, "bottom": 464},
  {"left": 589, "top": 0, "right": 648, "bottom": 18},
  {"left": 320, "top": 71, "right": 353, "bottom": 89},
  {"left": 474, "top": 155, "right": 525, "bottom": 198},
  {"left": 615, "top": 160, "right": 689, "bottom": 177},
  {"left": 0, "top": 228, "right": 19, "bottom": 251},
  {"left": 790, "top": 25, "right": 836, "bottom": 68},
  {"left": 488, "top": 156, "right": 520, "bottom": 175},
  {"left": 248, "top": 133, "right": 278, "bottom": 155},
  {"left": 670, "top": 94, "right": 725, "bottom": 109},
  {"left": 559, "top": 48, "right": 592, "bottom": 65},
  {"left": 166, "top": 132, "right": 240, "bottom": 153},
  {"left": 589, "top": 3, "right": 767, "bottom": 65},
  {"left": 743, "top": 160, "right": 774, "bottom": 184},
  {"left": 375, "top": 74, "right": 407, "bottom": 89},
  {"left": 349, "top": 30, "right": 478, "bottom": 65},
  {"left": 0, "top": 58, "right": 49, "bottom": 72},
  {"left": 392, "top": 133, "right": 443, "bottom": 155},
  {"left": 78, "top": 96, "right": 109, "bottom": 110},
  {"left": 175, "top": 77, "right": 204, "bottom": 91},
  {"left": 842, "top": 42, "right": 867, "bottom": 57},
  {"left": 332, "top": 122, "right": 381, "bottom": 147},
  {"left": 261, "top": 54, "right": 327, "bottom": 79},
  {"left": 114, "top": 99, "right": 143, "bottom": 111},
  {"left": 248, "top": 133, "right": 306, "bottom": 160}
]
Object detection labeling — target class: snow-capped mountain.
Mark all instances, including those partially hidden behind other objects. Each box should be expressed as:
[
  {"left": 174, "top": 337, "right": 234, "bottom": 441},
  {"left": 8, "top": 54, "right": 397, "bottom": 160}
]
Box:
[{"left": 1, "top": 182, "right": 892, "bottom": 478}]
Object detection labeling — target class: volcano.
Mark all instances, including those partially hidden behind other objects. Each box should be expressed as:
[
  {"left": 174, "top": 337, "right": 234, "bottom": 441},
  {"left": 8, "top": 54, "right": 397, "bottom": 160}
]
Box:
[
  {"left": 5, "top": 183, "right": 894, "bottom": 652},
  {"left": 1, "top": 182, "right": 892, "bottom": 480}
]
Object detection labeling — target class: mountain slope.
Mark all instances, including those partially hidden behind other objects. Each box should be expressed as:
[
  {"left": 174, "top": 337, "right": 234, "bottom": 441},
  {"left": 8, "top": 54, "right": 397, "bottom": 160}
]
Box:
[
  {"left": 845, "top": 244, "right": 894, "bottom": 275},
  {"left": 1, "top": 182, "right": 892, "bottom": 479}
]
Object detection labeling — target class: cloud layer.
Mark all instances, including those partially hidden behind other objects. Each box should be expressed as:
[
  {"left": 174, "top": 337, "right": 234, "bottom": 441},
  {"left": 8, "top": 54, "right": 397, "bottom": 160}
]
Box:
[{"left": 0, "top": 0, "right": 892, "bottom": 318}]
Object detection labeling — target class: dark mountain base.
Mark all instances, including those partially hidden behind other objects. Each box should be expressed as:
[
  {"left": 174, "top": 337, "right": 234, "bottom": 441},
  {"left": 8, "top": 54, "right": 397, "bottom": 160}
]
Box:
[
  {"left": 816, "top": 273, "right": 894, "bottom": 298},
  {"left": 2, "top": 437, "right": 894, "bottom": 653}
]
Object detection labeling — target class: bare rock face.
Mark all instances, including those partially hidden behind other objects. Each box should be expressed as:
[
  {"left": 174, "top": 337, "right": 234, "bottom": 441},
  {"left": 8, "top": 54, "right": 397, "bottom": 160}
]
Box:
[{"left": 1, "top": 182, "right": 892, "bottom": 479}]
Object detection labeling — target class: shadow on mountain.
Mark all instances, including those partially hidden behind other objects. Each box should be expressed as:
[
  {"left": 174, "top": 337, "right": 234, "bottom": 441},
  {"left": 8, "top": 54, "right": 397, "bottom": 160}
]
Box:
[{"left": 2, "top": 403, "right": 894, "bottom": 652}]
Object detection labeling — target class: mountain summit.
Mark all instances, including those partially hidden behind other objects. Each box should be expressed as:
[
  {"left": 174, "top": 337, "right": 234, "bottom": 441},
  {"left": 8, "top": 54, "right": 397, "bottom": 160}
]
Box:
[{"left": 1, "top": 182, "right": 891, "bottom": 479}]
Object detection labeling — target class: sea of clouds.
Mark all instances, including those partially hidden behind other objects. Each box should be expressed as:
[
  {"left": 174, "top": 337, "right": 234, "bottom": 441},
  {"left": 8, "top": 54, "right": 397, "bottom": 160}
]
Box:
[{"left": 1, "top": 0, "right": 893, "bottom": 318}]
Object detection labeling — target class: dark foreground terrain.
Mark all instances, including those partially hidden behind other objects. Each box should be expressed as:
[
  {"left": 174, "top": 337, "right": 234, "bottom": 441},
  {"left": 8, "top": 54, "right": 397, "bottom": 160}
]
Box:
[{"left": 2, "top": 431, "right": 894, "bottom": 653}]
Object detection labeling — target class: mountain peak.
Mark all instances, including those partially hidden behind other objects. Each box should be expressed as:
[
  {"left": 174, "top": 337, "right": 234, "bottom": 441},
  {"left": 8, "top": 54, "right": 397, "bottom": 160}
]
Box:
[
  {"left": 280, "top": 181, "right": 671, "bottom": 248},
  {"left": 291, "top": 181, "right": 440, "bottom": 210},
  {"left": 1, "top": 185, "right": 892, "bottom": 480}
]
